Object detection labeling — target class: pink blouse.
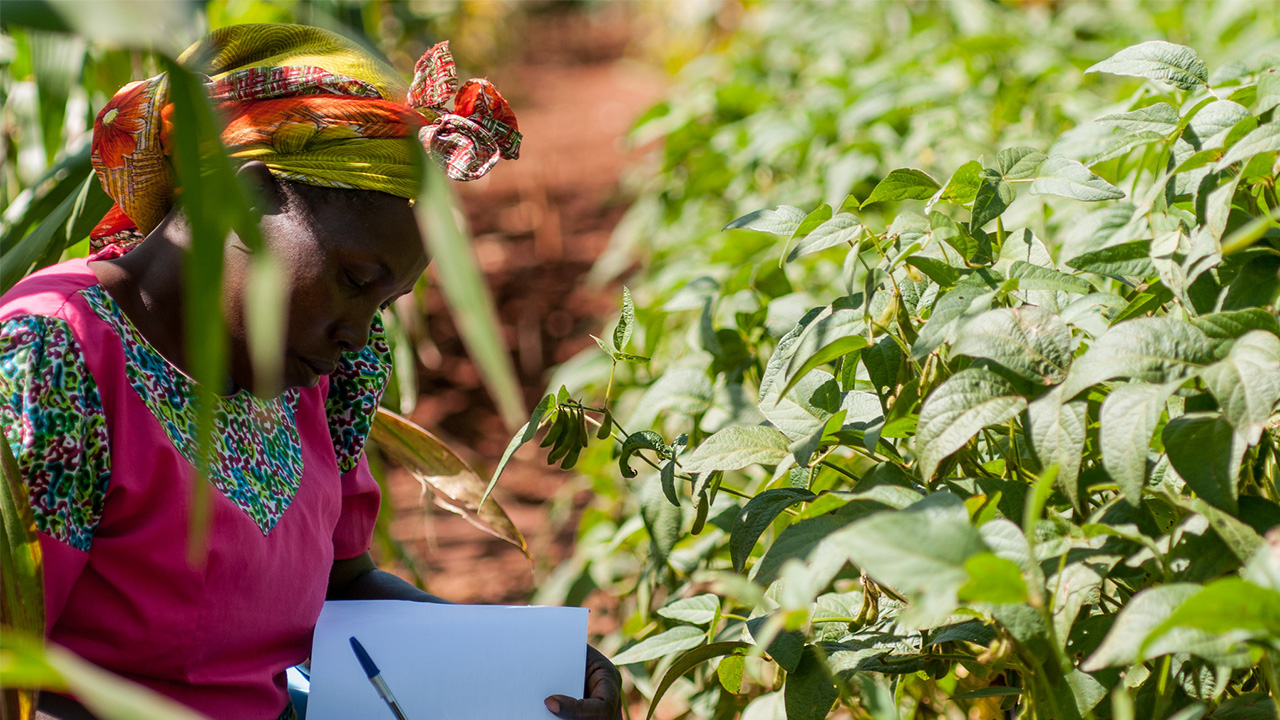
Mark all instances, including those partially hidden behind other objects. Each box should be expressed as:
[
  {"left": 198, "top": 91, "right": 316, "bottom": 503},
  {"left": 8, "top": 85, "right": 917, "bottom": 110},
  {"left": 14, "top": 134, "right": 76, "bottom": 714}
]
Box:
[{"left": 0, "top": 259, "right": 386, "bottom": 720}]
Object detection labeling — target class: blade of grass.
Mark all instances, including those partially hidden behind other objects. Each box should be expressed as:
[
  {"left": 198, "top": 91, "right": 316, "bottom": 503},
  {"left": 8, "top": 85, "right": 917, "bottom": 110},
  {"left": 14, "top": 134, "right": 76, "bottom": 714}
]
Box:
[{"left": 415, "top": 160, "right": 526, "bottom": 431}]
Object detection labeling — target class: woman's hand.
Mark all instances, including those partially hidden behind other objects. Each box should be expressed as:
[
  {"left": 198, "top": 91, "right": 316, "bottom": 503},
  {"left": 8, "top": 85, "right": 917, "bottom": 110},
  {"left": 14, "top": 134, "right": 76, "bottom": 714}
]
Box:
[{"left": 543, "top": 645, "right": 623, "bottom": 720}]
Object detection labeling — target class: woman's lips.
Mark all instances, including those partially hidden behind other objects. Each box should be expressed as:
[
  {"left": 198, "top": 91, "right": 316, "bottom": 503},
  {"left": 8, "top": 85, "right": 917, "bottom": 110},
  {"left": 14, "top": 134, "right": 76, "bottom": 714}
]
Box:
[{"left": 302, "top": 357, "right": 338, "bottom": 376}]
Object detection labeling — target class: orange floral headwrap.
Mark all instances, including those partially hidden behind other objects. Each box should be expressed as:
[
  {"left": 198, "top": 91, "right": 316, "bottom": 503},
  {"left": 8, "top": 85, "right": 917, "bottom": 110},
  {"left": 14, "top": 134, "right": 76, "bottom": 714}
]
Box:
[{"left": 90, "top": 23, "right": 520, "bottom": 251}]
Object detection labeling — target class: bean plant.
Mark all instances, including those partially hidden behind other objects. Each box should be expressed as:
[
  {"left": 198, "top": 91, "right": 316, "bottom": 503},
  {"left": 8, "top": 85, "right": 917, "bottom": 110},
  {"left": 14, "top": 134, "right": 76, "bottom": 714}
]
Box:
[{"left": 490, "top": 33, "right": 1280, "bottom": 720}]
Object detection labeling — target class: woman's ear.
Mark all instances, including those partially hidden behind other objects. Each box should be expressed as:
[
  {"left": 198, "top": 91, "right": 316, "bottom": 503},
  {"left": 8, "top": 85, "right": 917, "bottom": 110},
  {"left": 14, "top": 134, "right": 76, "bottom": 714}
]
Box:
[{"left": 236, "top": 160, "right": 284, "bottom": 216}]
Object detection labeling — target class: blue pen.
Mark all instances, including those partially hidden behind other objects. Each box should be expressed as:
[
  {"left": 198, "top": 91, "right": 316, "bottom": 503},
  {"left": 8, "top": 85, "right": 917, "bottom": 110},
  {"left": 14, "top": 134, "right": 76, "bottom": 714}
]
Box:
[{"left": 349, "top": 636, "right": 410, "bottom": 720}]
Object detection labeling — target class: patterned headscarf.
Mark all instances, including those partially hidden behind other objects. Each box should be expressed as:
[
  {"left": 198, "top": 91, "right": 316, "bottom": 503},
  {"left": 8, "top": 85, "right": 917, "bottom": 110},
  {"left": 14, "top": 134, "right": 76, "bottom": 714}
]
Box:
[{"left": 89, "top": 23, "right": 520, "bottom": 250}]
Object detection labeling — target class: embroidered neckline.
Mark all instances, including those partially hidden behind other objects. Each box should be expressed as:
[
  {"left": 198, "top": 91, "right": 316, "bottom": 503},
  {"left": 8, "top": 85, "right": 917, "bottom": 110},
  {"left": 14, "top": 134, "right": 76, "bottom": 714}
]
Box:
[{"left": 80, "top": 285, "right": 302, "bottom": 534}]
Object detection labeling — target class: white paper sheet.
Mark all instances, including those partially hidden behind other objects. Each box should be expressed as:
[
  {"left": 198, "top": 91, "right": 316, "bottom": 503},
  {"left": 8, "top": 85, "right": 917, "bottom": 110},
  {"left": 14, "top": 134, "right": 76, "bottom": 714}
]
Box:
[{"left": 307, "top": 600, "right": 587, "bottom": 720}]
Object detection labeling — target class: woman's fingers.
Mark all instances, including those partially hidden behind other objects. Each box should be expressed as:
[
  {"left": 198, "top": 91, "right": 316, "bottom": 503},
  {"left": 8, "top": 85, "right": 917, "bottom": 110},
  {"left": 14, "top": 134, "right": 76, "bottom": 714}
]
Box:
[
  {"left": 544, "top": 695, "right": 620, "bottom": 720},
  {"left": 543, "top": 645, "right": 623, "bottom": 719}
]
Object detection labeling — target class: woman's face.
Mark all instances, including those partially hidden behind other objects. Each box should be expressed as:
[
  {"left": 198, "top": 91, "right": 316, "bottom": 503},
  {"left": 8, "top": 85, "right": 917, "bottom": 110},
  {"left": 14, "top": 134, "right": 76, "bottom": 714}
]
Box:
[{"left": 224, "top": 185, "right": 428, "bottom": 395}]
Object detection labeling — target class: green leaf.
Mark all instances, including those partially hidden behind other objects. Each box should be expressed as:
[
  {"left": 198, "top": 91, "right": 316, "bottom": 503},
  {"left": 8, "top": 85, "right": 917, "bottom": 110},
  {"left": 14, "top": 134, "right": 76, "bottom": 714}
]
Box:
[
  {"left": 1216, "top": 119, "right": 1280, "bottom": 170},
  {"left": 1007, "top": 261, "right": 1093, "bottom": 295},
  {"left": 725, "top": 205, "right": 806, "bottom": 235},
  {"left": 646, "top": 642, "right": 751, "bottom": 720},
  {"left": 940, "top": 160, "right": 983, "bottom": 204},
  {"left": 1085, "top": 40, "right": 1208, "bottom": 91},
  {"left": 788, "top": 212, "right": 862, "bottom": 262},
  {"left": 911, "top": 271, "right": 1001, "bottom": 359},
  {"left": 952, "top": 306, "right": 1073, "bottom": 385},
  {"left": 1029, "top": 156, "right": 1125, "bottom": 202},
  {"left": 1163, "top": 413, "right": 1246, "bottom": 514},
  {"left": 1100, "top": 381, "right": 1180, "bottom": 505},
  {"left": 613, "top": 287, "right": 635, "bottom": 351},
  {"left": 1086, "top": 130, "right": 1169, "bottom": 166},
  {"left": 746, "top": 615, "right": 805, "bottom": 671},
  {"left": 641, "top": 478, "right": 681, "bottom": 566},
  {"left": 717, "top": 654, "right": 745, "bottom": 694},
  {"left": 612, "top": 625, "right": 707, "bottom": 665},
  {"left": 828, "top": 493, "right": 988, "bottom": 626},
  {"left": 997, "top": 147, "right": 1047, "bottom": 180},
  {"left": 784, "top": 648, "right": 839, "bottom": 720},
  {"left": 930, "top": 211, "right": 979, "bottom": 261},
  {"left": 730, "top": 488, "right": 816, "bottom": 572},
  {"left": 1144, "top": 578, "right": 1280, "bottom": 657},
  {"left": 958, "top": 553, "right": 1029, "bottom": 604},
  {"left": 970, "top": 172, "right": 1014, "bottom": 230},
  {"left": 1082, "top": 583, "right": 1201, "bottom": 670},
  {"left": 1257, "top": 68, "right": 1280, "bottom": 114},
  {"left": 780, "top": 307, "right": 867, "bottom": 396},
  {"left": 751, "top": 511, "right": 867, "bottom": 587},
  {"left": 1182, "top": 497, "right": 1263, "bottom": 563},
  {"left": 620, "top": 430, "right": 668, "bottom": 479},
  {"left": 484, "top": 394, "right": 555, "bottom": 505},
  {"left": 590, "top": 334, "right": 616, "bottom": 359},
  {"left": 657, "top": 594, "right": 721, "bottom": 626},
  {"left": 905, "top": 256, "right": 960, "bottom": 288},
  {"left": 683, "top": 425, "right": 792, "bottom": 473},
  {"left": 1026, "top": 387, "right": 1088, "bottom": 511},
  {"left": 916, "top": 366, "right": 1029, "bottom": 480},
  {"left": 1184, "top": 100, "right": 1250, "bottom": 150},
  {"left": 1061, "top": 317, "right": 1215, "bottom": 399},
  {"left": 1065, "top": 240, "right": 1156, "bottom": 277},
  {"left": 1, "top": 173, "right": 80, "bottom": 294},
  {"left": 1095, "top": 103, "right": 1180, "bottom": 135},
  {"left": 760, "top": 370, "right": 842, "bottom": 441},
  {"left": 629, "top": 367, "right": 713, "bottom": 428},
  {"left": 1, "top": 421, "right": 44, "bottom": 648},
  {"left": 862, "top": 168, "right": 941, "bottom": 206},
  {"left": 1202, "top": 331, "right": 1280, "bottom": 445}
]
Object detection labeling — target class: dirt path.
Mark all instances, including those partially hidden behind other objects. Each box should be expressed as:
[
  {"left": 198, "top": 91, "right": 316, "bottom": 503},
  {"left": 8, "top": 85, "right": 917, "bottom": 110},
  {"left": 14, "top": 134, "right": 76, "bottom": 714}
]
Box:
[{"left": 377, "top": 7, "right": 665, "bottom": 616}]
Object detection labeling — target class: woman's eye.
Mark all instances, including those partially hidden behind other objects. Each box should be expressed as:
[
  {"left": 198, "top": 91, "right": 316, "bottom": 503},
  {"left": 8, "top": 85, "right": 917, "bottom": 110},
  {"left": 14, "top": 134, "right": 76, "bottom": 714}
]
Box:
[{"left": 343, "top": 270, "right": 368, "bottom": 290}]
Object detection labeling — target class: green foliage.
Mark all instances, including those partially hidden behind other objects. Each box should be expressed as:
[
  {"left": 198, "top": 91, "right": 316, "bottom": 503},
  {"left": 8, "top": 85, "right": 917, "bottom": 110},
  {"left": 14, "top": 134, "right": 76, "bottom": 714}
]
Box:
[{"left": 503, "top": 4, "right": 1280, "bottom": 716}]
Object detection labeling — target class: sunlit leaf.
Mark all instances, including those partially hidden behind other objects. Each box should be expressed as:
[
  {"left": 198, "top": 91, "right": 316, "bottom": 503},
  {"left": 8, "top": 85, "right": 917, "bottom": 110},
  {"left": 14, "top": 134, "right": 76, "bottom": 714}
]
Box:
[
  {"left": 1061, "top": 318, "right": 1215, "bottom": 399},
  {"left": 915, "top": 366, "right": 1028, "bottom": 480},
  {"left": 612, "top": 625, "right": 706, "bottom": 665},
  {"left": 1029, "top": 156, "right": 1125, "bottom": 202},
  {"left": 1086, "top": 41, "right": 1208, "bottom": 91},
  {"left": 646, "top": 642, "right": 750, "bottom": 720},
  {"left": 371, "top": 408, "right": 529, "bottom": 559},
  {"left": 684, "top": 426, "right": 791, "bottom": 474},
  {"left": 862, "top": 168, "right": 941, "bottom": 206}
]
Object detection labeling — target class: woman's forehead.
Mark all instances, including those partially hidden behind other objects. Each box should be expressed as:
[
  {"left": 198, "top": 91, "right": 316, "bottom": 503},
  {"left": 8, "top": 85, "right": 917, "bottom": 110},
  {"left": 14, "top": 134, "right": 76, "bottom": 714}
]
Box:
[{"left": 308, "top": 196, "right": 427, "bottom": 274}]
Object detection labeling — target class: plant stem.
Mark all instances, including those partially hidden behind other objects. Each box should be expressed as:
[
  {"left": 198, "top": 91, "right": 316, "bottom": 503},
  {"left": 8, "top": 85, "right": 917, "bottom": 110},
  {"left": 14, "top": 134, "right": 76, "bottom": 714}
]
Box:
[
  {"left": 1152, "top": 655, "right": 1173, "bottom": 720},
  {"left": 820, "top": 460, "right": 860, "bottom": 482},
  {"left": 1260, "top": 651, "right": 1280, "bottom": 719}
]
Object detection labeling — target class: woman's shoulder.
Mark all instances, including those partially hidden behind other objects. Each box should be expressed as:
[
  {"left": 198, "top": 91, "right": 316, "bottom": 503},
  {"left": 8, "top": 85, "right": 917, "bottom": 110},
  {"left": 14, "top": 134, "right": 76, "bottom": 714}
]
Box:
[{"left": 0, "top": 258, "right": 99, "bottom": 325}]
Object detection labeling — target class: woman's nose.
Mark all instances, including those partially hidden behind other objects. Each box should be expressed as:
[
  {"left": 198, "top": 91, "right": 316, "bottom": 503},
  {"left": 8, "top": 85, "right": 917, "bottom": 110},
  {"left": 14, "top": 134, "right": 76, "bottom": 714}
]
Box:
[{"left": 332, "top": 317, "right": 370, "bottom": 354}]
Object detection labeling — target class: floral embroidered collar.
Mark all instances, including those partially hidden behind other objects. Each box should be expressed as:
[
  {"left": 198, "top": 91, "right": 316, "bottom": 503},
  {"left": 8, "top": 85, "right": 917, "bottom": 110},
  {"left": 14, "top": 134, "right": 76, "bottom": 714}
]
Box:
[{"left": 81, "top": 284, "right": 302, "bottom": 534}]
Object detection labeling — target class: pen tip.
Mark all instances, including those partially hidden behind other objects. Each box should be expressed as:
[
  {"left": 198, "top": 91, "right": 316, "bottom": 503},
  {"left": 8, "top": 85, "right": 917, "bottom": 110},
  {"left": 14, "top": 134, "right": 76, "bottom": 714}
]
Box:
[{"left": 349, "top": 636, "right": 380, "bottom": 679}]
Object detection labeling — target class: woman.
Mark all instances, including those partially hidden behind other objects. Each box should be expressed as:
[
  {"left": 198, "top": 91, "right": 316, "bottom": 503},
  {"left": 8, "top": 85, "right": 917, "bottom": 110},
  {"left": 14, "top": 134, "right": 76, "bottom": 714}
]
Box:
[{"left": 1, "top": 23, "right": 620, "bottom": 720}]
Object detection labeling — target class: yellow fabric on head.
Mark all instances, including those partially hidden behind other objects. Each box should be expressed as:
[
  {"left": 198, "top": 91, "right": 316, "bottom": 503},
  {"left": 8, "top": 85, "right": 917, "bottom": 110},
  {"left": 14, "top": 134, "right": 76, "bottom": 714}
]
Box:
[{"left": 179, "top": 23, "right": 409, "bottom": 102}]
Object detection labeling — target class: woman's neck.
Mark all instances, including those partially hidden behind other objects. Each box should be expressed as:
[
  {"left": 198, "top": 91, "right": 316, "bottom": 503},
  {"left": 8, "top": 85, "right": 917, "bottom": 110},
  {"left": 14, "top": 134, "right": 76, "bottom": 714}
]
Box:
[{"left": 88, "top": 213, "right": 193, "bottom": 376}]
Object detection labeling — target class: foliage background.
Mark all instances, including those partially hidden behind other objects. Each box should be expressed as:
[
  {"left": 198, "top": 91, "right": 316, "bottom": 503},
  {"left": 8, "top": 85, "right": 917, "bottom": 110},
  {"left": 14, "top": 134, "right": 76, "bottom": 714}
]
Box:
[{"left": 503, "top": 2, "right": 1280, "bottom": 719}]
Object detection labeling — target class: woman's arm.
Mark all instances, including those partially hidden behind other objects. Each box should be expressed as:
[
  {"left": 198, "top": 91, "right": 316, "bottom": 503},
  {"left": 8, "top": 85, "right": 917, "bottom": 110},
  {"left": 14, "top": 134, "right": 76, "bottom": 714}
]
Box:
[{"left": 327, "top": 551, "right": 448, "bottom": 603}]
